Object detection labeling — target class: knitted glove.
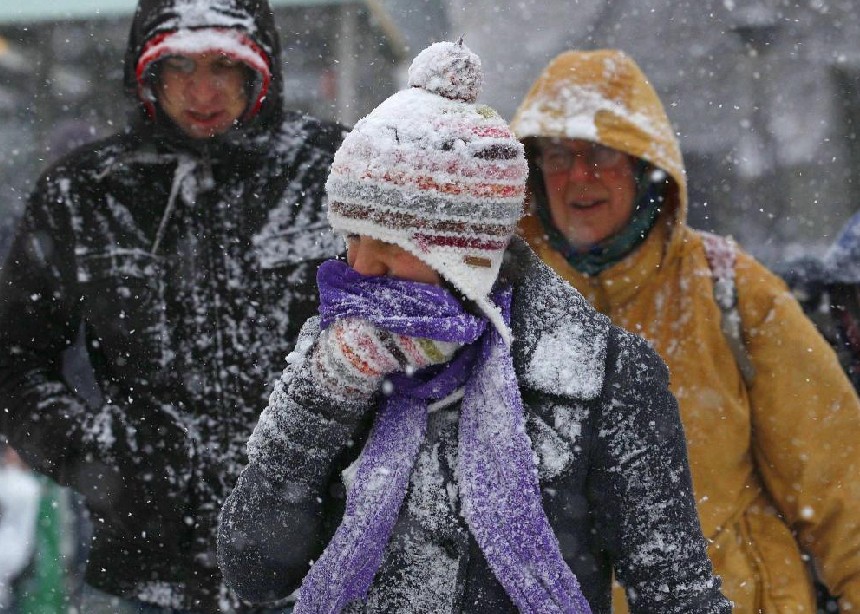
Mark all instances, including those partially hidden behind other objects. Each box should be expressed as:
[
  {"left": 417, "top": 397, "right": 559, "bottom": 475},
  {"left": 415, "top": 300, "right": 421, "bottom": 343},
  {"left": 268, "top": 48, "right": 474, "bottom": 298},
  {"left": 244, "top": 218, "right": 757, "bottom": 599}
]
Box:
[{"left": 310, "top": 318, "right": 461, "bottom": 398}]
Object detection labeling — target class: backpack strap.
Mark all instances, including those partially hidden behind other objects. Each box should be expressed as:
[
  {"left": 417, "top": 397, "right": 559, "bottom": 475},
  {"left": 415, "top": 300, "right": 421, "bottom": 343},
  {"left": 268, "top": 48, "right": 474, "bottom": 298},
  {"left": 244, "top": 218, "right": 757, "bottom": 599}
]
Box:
[{"left": 700, "top": 231, "right": 756, "bottom": 386}]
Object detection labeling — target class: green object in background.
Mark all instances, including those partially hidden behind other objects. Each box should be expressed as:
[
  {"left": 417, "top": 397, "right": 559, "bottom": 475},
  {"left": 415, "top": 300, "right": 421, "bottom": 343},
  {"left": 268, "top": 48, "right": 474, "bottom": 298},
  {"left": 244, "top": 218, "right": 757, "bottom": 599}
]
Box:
[{"left": 16, "top": 478, "right": 66, "bottom": 613}]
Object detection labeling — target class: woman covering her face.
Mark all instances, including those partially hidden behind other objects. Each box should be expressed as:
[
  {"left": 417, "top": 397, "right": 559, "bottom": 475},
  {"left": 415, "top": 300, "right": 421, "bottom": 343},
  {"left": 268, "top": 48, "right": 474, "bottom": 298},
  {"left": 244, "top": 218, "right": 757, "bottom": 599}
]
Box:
[{"left": 217, "top": 42, "right": 730, "bottom": 614}]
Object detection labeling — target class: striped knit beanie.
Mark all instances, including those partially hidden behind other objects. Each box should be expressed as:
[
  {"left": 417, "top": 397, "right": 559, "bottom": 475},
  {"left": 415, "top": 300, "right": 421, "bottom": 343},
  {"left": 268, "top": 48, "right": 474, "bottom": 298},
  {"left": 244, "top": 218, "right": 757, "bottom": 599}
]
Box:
[{"left": 325, "top": 41, "right": 528, "bottom": 344}]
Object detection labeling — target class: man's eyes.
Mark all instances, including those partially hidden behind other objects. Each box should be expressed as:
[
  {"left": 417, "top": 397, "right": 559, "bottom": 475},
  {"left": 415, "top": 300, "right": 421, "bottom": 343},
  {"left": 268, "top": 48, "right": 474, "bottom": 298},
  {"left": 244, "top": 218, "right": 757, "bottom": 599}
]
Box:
[
  {"left": 213, "top": 57, "right": 241, "bottom": 70},
  {"left": 162, "top": 56, "right": 242, "bottom": 73},
  {"left": 164, "top": 57, "right": 195, "bottom": 72},
  {"left": 544, "top": 149, "right": 569, "bottom": 160}
]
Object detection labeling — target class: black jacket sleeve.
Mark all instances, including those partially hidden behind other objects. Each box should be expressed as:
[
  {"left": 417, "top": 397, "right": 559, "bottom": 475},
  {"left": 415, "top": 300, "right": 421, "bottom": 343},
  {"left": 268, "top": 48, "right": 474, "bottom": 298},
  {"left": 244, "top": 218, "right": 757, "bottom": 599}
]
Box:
[
  {"left": 217, "top": 318, "right": 374, "bottom": 604},
  {"left": 590, "top": 329, "right": 731, "bottom": 614},
  {"left": 0, "top": 172, "right": 194, "bottom": 545}
]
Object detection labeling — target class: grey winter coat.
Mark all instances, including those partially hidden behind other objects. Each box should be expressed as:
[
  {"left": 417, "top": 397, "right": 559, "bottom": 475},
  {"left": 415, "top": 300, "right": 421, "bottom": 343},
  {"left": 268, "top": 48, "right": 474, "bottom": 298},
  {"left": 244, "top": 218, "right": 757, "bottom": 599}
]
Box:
[
  {"left": 217, "top": 239, "right": 731, "bottom": 614},
  {"left": 0, "top": 0, "right": 345, "bottom": 610}
]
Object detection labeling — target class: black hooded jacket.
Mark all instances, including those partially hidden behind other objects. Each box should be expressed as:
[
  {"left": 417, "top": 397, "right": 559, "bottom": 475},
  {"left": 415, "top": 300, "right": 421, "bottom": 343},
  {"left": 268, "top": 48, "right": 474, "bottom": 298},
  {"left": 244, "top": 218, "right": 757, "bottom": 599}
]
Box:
[{"left": 0, "top": 0, "right": 345, "bottom": 610}]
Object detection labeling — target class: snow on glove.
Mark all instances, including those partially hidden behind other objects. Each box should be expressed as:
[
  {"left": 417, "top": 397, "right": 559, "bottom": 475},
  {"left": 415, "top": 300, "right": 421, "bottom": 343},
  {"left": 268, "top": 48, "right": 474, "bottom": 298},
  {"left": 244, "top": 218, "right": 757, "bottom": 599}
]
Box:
[{"left": 310, "top": 317, "right": 461, "bottom": 398}]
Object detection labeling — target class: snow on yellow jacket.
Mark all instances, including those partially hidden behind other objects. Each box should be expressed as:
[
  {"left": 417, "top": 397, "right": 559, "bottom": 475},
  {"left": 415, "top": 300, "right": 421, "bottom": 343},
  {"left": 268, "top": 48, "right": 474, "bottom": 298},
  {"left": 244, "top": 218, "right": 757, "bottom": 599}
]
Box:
[{"left": 512, "top": 49, "right": 860, "bottom": 613}]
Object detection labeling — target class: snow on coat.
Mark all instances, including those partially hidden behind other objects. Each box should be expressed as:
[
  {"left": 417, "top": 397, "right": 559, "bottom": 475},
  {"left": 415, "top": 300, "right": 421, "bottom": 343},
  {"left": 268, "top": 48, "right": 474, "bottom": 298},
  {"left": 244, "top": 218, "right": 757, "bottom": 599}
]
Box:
[
  {"left": 0, "top": 0, "right": 346, "bottom": 610},
  {"left": 512, "top": 48, "right": 860, "bottom": 612},
  {"left": 217, "top": 239, "right": 731, "bottom": 614}
]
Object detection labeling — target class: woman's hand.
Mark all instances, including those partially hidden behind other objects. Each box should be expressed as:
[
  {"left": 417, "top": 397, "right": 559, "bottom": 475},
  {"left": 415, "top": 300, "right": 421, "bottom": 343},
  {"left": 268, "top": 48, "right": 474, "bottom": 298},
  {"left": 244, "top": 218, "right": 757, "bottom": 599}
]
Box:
[{"left": 310, "top": 318, "right": 460, "bottom": 397}]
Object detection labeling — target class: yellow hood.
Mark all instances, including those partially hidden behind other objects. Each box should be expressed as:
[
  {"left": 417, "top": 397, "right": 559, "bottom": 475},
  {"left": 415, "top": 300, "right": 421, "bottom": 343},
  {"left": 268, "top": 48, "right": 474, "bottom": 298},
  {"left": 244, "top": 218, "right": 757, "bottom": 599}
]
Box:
[{"left": 510, "top": 49, "right": 687, "bottom": 229}]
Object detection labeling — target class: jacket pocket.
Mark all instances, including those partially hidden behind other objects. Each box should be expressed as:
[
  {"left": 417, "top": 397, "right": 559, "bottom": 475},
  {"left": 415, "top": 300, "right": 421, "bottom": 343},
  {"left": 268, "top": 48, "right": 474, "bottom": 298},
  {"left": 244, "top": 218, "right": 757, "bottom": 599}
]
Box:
[
  {"left": 735, "top": 502, "right": 816, "bottom": 613},
  {"left": 77, "top": 249, "right": 173, "bottom": 388}
]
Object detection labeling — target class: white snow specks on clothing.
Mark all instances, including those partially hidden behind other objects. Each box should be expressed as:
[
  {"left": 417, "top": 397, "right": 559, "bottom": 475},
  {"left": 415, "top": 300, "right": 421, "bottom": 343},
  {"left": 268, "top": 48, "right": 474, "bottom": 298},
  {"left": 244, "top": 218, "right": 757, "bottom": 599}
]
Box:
[
  {"left": 503, "top": 241, "right": 610, "bottom": 401},
  {"left": 74, "top": 247, "right": 159, "bottom": 282},
  {"left": 407, "top": 440, "right": 457, "bottom": 534},
  {"left": 526, "top": 323, "right": 605, "bottom": 399},
  {"left": 363, "top": 538, "right": 461, "bottom": 614},
  {"left": 254, "top": 136, "right": 343, "bottom": 268},
  {"left": 81, "top": 403, "right": 121, "bottom": 452},
  {"left": 528, "top": 411, "right": 575, "bottom": 480},
  {"left": 136, "top": 581, "right": 187, "bottom": 610}
]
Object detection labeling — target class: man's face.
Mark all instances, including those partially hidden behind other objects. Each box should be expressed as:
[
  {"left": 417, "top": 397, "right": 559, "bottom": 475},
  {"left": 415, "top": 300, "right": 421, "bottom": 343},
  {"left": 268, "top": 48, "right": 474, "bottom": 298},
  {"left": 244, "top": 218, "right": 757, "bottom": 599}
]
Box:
[
  {"left": 156, "top": 52, "right": 249, "bottom": 139},
  {"left": 539, "top": 138, "right": 637, "bottom": 252}
]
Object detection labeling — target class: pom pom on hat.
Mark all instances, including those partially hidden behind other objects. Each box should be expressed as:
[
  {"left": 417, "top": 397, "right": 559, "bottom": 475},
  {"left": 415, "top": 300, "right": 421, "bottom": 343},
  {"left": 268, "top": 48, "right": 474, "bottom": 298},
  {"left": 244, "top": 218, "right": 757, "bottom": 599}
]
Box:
[
  {"left": 326, "top": 40, "right": 528, "bottom": 345},
  {"left": 407, "top": 40, "right": 483, "bottom": 103}
]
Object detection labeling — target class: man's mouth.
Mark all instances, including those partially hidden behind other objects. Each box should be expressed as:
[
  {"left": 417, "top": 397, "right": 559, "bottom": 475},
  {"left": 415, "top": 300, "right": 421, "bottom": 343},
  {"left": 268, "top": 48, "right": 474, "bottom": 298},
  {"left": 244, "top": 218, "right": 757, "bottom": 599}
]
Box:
[
  {"left": 569, "top": 199, "right": 606, "bottom": 210},
  {"left": 187, "top": 110, "right": 225, "bottom": 124}
]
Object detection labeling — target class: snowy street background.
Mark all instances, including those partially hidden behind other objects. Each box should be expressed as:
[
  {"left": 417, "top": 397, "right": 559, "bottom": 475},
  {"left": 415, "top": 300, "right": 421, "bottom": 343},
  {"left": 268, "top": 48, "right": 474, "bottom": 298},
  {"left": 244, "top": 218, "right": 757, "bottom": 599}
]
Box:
[{"left": 2, "top": 0, "right": 860, "bottom": 267}]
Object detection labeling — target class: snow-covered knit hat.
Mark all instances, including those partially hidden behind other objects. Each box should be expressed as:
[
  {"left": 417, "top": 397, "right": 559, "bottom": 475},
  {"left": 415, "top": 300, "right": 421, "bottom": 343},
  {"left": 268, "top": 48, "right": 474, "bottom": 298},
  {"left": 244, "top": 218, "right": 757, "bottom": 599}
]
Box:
[
  {"left": 135, "top": 27, "right": 271, "bottom": 121},
  {"left": 325, "top": 41, "right": 528, "bottom": 343}
]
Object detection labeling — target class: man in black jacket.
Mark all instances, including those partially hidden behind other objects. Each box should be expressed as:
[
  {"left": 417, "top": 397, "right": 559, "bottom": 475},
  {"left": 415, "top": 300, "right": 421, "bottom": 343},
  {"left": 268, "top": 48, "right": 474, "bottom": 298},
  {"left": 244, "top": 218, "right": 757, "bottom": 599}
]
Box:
[{"left": 0, "top": 0, "right": 345, "bottom": 610}]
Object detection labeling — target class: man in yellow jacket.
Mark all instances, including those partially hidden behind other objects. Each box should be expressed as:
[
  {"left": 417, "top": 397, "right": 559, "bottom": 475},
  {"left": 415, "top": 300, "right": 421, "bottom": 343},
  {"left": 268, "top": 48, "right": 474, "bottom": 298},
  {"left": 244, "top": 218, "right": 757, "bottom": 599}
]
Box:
[{"left": 511, "top": 48, "right": 860, "bottom": 613}]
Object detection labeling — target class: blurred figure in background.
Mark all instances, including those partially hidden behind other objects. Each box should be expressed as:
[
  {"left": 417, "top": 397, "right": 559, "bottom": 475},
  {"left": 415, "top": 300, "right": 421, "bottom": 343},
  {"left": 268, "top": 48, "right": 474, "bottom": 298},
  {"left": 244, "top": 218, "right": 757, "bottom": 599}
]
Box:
[
  {"left": 0, "top": 444, "right": 68, "bottom": 614},
  {"left": 777, "top": 212, "right": 860, "bottom": 389},
  {"left": 0, "top": 0, "right": 344, "bottom": 611},
  {"left": 0, "top": 444, "right": 41, "bottom": 613},
  {"left": 511, "top": 48, "right": 860, "bottom": 612},
  {"left": 820, "top": 211, "right": 860, "bottom": 389}
]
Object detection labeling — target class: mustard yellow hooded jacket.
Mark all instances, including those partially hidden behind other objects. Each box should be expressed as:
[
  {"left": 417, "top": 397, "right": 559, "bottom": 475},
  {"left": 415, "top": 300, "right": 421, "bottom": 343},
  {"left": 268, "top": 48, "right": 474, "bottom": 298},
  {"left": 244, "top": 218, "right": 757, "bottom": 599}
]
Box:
[{"left": 511, "top": 49, "right": 860, "bottom": 613}]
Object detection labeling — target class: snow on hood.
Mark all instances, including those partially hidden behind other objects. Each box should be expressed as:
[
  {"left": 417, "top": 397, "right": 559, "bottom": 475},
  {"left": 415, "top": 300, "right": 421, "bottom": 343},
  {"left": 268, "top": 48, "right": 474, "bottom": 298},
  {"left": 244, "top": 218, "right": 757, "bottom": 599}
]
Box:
[{"left": 510, "top": 49, "right": 688, "bottom": 227}]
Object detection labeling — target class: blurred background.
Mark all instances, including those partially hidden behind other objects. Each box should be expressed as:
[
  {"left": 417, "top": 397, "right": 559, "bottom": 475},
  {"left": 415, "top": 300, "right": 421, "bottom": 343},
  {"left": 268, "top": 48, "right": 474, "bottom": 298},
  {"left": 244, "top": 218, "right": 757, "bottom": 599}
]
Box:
[
  {"left": 1, "top": 0, "right": 860, "bottom": 268},
  {"left": 1, "top": 0, "right": 860, "bottom": 265}
]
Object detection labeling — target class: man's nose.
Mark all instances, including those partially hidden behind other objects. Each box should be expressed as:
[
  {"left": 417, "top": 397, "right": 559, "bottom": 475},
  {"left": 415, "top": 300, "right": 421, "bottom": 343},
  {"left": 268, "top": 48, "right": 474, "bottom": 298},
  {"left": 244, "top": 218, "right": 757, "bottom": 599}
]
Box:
[
  {"left": 567, "top": 153, "right": 598, "bottom": 181},
  {"left": 185, "top": 69, "right": 221, "bottom": 104}
]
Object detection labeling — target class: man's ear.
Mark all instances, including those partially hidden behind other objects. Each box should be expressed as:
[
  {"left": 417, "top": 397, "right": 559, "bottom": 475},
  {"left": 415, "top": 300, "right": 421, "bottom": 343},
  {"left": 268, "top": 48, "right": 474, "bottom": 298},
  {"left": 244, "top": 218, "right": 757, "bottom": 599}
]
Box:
[
  {"left": 242, "top": 65, "right": 258, "bottom": 111},
  {"left": 138, "top": 61, "right": 163, "bottom": 119}
]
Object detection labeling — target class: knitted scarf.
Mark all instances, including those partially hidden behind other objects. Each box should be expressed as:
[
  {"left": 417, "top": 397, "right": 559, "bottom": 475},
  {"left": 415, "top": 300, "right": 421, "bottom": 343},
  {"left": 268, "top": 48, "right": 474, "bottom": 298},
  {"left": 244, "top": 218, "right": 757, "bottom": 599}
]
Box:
[{"left": 293, "top": 259, "right": 591, "bottom": 614}]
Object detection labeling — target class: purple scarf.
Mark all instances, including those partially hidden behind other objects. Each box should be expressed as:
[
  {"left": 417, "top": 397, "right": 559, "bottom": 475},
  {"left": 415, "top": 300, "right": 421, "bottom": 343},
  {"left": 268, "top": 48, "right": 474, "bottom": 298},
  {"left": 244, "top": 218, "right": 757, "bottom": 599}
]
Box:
[{"left": 294, "top": 260, "right": 592, "bottom": 614}]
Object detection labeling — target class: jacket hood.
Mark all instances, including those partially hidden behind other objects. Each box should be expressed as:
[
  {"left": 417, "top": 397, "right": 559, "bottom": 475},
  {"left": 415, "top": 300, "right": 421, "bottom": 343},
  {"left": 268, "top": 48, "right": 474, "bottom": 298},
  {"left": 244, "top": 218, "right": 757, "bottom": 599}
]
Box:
[
  {"left": 123, "top": 0, "right": 284, "bottom": 132},
  {"left": 510, "top": 49, "right": 688, "bottom": 231}
]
